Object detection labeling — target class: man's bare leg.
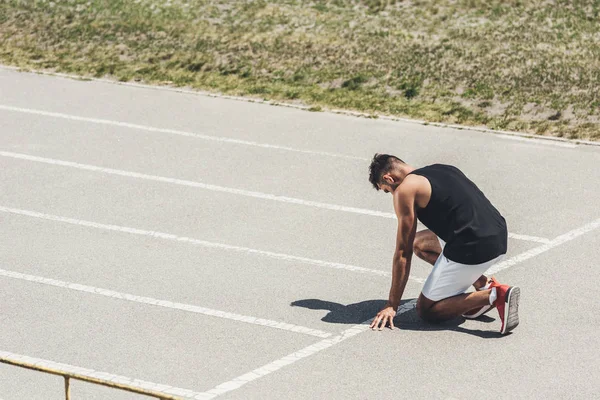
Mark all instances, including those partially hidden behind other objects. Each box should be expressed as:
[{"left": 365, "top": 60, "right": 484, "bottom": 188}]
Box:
[
  {"left": 413, "top": 229, "right": 442, "bottom": 266},
  {"left": 472, "top": 275, "right": 489, "bottom": 290},
  {"left": 417, "top": 291, "right": 492, "bottom": 323},
  {"left": 414, "top": 229, "right": 489, "bottom": 290}
]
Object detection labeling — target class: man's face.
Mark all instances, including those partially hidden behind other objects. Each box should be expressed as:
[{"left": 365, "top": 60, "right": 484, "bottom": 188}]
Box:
[
  {"left": 378, "top": 173, "right": 400, "bottom": 194},
  {"left": 378, "top": 183, "right": 393, "bottom": 194}
]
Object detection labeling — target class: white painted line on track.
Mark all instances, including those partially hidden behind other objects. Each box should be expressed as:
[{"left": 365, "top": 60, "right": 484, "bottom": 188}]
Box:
[
  {"left": 0, "top": 150, "right": 390, "bottom": 218},
  {"left": 494, "top": 134, "right": 578, "bottom": 148},
  {"left": 0, "top": 105, "right": 367, "bottom": 161},
  {"left": 198, "top": 217, "right": 600, "bottom": 398},
  {"left": 0, "top": 267, "right": 332, "bottom": 339},
  {"left": 193, "top": 300, "right": 417, "bottom": 399},
  {"left": 487, "top": 217, "right": 600, "bottom": 275},
  {"left": 2, "top": 66, "right": 599, "bottom": 148},
  {"left": 0, "top": 205, "right": 409, "bottom": 281},
  {"left": 0, "top": 150, "right": 549, "bottom": 244},
  {"left": 504, "top": 233, "right": 550, "bottom": 244},
  {"left": 0, "top": 350, "right": 204, "bottom": 399}
]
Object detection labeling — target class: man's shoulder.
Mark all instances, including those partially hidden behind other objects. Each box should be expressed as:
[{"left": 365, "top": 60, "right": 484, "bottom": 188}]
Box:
[
  {"left": 394, "top": 175, "right": 428, "bottom": 205},
  {"left": 418, "top": 163, "right": 459, "bottom": 172},
  {"left": 413, "top": 164, "right": 465, "bottom": 182},
  {"left": 401, "top": 173, "right": 430, "bottom": 192},
  {"left": 398, "top": 175, "right": 421, "bottom": 193}
]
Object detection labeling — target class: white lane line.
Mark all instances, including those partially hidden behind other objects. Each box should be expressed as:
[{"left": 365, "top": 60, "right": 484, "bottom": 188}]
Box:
[
  {"left": 505, "top": 233, "right": 550, "bottom": 244},
  {"left": 0, "top": 267, "right": 332, "bottom": 339},
  {"left": 198, "top": 217, "right": 600, "bottom": 398},
  {"left": 0, "top": 150, "right": 549, "bottom": 244},
  {"left": 0, "top": 350, "right": 204, "bottom": 399},
  {"left": 0, "top": 105, "right": 367, "bottom": 161},
  {"left": 495, "top": 134, "right": 578, "bottom": 148},
  {"left": 487, "top": 217, "right": 600, "bottom": 275},
  {"left": 4, "top": 66, "right": 599, "bottom": 149},
  {"left": 0, "top": 205, "right": 400, "bottom": 280},
  {"left": 193, "top": 300, "right": 417, "bottom": 399},
  {"left": 0, "top": 150, "right": 390, "bottom": 218}
]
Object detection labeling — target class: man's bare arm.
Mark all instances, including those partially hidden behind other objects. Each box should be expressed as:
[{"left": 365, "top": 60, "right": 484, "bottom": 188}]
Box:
[
  {"left": 387, "top": 186, "right": 418, "bottom": 308},
  {"left": 370, "top": 181, "right": 418, "bottom": 330}
]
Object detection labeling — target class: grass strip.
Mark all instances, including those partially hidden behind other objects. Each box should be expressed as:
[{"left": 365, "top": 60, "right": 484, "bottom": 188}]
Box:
[{"left": 1, "top": 0, "right": 599, "bottom": 139}]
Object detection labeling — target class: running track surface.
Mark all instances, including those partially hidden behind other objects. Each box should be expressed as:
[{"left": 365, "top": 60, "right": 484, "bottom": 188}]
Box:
[{"left": 0, "top": 67, "right": 599, "bottom": 399}]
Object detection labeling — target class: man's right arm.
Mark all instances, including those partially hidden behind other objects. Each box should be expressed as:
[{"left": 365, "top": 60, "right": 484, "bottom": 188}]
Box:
[{"left": 370, "top": 179, "right": 418, "bottom": 330}]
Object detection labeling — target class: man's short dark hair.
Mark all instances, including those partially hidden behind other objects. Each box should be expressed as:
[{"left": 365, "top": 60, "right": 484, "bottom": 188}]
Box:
[{"left": 368, "top": 154, "right": 404, "bottom": 190}]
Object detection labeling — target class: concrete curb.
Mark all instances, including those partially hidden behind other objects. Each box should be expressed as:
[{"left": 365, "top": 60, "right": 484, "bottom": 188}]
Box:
[{"left": 2, "top": 64, "right": 598, "bottom": 148}]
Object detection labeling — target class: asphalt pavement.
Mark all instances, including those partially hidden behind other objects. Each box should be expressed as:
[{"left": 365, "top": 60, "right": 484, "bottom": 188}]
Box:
[{"left": 0, "top": 67, "right": 598, "bottom": 399}]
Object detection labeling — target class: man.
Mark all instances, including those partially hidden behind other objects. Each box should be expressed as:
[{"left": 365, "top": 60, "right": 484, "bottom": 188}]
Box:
[{"left": 367, "top": 154, "right": 519, "bottom": 335}]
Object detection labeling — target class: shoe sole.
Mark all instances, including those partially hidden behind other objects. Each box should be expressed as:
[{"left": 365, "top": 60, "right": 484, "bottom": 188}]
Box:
[{"left": 501, "top": 286, "right": 520, "bottom": 334}]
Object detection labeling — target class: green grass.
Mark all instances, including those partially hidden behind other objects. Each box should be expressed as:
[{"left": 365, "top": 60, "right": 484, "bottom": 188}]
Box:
[{"left": 1, "top": 0, "right": 599, "bottom": 139}]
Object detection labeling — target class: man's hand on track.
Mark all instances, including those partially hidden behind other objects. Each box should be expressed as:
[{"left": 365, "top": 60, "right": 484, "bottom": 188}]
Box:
[{"left": 370, "top": 305, "right": 397, "bottom": 330}]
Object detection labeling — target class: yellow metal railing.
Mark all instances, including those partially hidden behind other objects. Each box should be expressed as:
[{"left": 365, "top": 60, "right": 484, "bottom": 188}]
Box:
[{"left": 0, "top": 356, "right": 182, "bottom": 400}]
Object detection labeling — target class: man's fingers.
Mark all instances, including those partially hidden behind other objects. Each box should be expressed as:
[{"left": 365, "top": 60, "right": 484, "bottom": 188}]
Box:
[
  {"left": 370, "top": 314, "right": 381, "bottom": 329},
  {"left": 378, "top": 315, "right": 388, "bottom": 330},
  {"left": 371, "top": 315, "right": 381, "bottom": 330},
  {"left": 371, "top": 314, "right": 381, "bottom": 329},
  {"left": 374, "top": 315, "right": 382, "bottom": 330},
  {"left": 381, "top": 316, "right": 391, "bottom": 330},
  {"left": 371, "top": 309, "right": 396, "bottom": 331}
]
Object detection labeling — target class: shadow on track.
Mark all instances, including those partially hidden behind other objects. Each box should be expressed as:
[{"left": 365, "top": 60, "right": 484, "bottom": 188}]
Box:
[{"left": 291, "top": 298, "right": 502, "bottom": 338}]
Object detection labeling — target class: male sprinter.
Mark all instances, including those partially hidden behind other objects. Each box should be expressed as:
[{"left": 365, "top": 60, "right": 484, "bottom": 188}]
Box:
[{"left": 368, "top": 154, "right": 520, "bottom": 334}]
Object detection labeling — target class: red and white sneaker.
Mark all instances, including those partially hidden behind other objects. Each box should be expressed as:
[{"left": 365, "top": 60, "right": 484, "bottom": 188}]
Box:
[
  {"left": 462, "top": 277, "right": 499, "bottom": 319},
  {"left": 492, "top": 282, "right": 521, "bottom": 334}
]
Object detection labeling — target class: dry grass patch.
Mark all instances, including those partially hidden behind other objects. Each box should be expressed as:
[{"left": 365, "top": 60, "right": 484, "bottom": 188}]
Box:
[{"left": 1, "top": 0, "right": 599, "bottom": 139}]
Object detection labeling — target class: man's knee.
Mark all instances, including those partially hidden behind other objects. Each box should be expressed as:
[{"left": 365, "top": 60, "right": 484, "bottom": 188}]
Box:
[{"left": 413, "top": 235, "right": 425, "bottom": 259}]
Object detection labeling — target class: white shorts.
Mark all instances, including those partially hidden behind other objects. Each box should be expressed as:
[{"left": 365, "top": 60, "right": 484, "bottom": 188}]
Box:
[{"left": 421, "top": 237, "right": 505, "bottom": 302}]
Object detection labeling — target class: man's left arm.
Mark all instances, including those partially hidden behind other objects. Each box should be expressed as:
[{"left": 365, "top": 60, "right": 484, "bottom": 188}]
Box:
[{"left": 370, "top": 184, "right": 418, "bottom": 330}]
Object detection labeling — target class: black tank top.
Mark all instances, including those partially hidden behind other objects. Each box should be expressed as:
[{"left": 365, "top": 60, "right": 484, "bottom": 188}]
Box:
[{"left": 409, "top": 164, "right": 507, "bottom": 265}]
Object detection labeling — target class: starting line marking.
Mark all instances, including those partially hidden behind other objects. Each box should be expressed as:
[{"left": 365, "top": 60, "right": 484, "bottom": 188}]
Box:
[
  {"left": 0, "top": 267, "right": 332, "bottom": 339},
  {"left": 193, "top": 300, "right": 417, "bottom": 399},
  {"left": 0, "top": 105, "right": 366, "bottom": 161},
  {"left": 0, "top": 150, "right": 550, "bottom": 244},
  {"left": 199, "top": 217, "right": 600, "bottom": 398}
]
